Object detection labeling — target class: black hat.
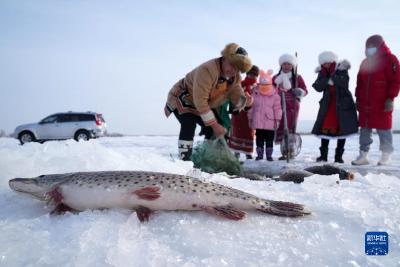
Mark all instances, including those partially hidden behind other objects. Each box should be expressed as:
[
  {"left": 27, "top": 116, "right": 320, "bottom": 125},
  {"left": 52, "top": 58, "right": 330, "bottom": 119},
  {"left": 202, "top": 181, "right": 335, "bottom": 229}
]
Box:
[{"left": 246, "top": 65, "right": 260, "bottom": 76}]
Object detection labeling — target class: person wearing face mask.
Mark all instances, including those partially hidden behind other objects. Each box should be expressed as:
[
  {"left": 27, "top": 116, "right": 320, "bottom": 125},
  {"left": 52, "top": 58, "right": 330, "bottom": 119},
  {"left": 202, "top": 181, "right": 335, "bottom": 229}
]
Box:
[
  {"left": 352, "top": 35, "right": 400, "bottom": 166},
  {"left": 273, "top": 54, "right": 308, "bottom": 160},
  {"left": 311, "top": 51, "right": 358, "bottom": 163},
  {"left": 228, "top": 65, "right": 259, "bottom": 160},
  {"left": 164, "top": 43, "right": 254, "bottom": 161}
]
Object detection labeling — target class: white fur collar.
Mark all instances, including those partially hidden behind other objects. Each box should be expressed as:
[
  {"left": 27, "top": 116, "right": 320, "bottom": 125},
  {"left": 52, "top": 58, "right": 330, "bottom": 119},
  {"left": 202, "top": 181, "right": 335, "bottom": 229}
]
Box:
[
  {"left": 337, "top": 59, "right": 351, "bottom": 70},
  {"left": 315, "top": 59, "right": 351, "bottom": 73},
  {"left": 280, "top": 71, "right": 292, "bottom": 78}
]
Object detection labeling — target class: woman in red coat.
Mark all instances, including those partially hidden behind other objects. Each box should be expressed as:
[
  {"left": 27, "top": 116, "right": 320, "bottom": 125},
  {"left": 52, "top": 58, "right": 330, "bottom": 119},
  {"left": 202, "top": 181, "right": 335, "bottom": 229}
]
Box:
[
  {"left": 352, "top": 35, "right": 400, "bottom": 166},
  {"left": 273, "top": 54, "right": 307, "bottom": 160},
  {"left": 228, "top": 65, "right": 259, "bottom": 159}
]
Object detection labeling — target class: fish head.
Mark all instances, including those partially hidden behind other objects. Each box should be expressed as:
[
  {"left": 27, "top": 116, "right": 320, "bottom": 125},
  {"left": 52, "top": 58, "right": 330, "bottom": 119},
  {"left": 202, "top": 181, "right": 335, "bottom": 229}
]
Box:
[{"left": 9, "top": 173, "right": 67, "bottom": 200}]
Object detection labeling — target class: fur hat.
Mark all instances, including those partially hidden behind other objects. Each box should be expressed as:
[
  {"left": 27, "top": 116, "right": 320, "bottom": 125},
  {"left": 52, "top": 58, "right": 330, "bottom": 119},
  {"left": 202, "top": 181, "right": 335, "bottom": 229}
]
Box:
[
  {"left": 221, "top": 43, "right": 252, "bottom": 73},
  {"left": 246, "top": 65, "right": 260, "bottom": 76},
  {"left": 318, "top": 51, "right": 338, "bottom": 65},
  {"left": 315, "top": 59, "right": 351, "bottom": 73},
  {"left": 258, "top": 69, "right": 274, "bottom": 95},
  {"left": 337, "top": 59, "right": 351, "bottom": 71},
  {"left": 366, "top": 34, "right": 384, "bottom": 48},
  {"left": 279, "top": 54, "right": 297, "bottom": 67}
]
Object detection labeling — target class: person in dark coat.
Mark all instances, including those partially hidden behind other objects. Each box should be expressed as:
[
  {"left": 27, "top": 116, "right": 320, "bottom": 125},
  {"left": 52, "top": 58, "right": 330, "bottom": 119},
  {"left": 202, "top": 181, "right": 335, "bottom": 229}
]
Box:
[
  {"left": 311, "top": 51, "right": 358, "bottom": 163},
  {"left": 352, "top": 34, "right": 400, "bottom": 166}
]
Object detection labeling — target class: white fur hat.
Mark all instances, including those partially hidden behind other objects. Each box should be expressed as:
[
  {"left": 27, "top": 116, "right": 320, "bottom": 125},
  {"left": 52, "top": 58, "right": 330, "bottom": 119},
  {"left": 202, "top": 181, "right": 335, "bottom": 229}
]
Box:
[
  {"left": 279, "top": 53, "right": 297, "bottom": 67},
  {"left": 318, "top": 51, "right": 338, "bottom": 65}
]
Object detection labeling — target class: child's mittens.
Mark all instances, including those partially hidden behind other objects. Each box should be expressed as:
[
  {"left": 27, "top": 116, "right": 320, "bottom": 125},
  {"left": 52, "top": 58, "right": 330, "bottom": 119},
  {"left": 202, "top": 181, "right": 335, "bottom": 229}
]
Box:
[{"left": 291, "top": 88, "right": 305, "bottom": 99}]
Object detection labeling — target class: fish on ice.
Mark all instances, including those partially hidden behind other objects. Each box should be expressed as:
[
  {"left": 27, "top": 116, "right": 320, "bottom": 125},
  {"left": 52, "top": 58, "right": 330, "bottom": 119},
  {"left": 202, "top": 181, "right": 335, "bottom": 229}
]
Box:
[{"left": 9, "top": 171, "right": 310, "bottom": 221}]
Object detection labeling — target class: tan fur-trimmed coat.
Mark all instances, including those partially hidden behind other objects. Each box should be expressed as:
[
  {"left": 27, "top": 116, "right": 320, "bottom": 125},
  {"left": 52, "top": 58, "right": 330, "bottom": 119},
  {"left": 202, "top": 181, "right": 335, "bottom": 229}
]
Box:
[{"left": 165, "top": 58, "right": 246, "bottom": 122}]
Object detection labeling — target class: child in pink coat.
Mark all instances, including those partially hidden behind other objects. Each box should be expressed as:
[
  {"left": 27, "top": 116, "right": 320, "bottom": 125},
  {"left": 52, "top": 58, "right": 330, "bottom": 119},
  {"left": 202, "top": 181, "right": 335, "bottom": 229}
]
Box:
[{"left": 248, "top": 70, "right": 282, "bottom": 161}]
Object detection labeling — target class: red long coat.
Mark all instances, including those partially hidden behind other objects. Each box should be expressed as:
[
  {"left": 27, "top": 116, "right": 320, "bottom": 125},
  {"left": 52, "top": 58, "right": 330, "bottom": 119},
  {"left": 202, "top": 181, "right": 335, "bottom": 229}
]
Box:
[
  {"left": 355, "top": 43, "right": 400, "bottom": 129},
  {"left": 228, "top": 77, "right": 257, "bottom": 155},
  {"left": 272, "top": 74, "right": 307, "bottom": 143}
]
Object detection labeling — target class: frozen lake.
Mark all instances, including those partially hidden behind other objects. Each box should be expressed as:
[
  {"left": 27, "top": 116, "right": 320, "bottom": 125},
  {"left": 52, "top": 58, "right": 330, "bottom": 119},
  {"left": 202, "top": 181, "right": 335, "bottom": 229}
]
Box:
[{"left": 0, "top": 134, "right": 399, "bottom": 266}]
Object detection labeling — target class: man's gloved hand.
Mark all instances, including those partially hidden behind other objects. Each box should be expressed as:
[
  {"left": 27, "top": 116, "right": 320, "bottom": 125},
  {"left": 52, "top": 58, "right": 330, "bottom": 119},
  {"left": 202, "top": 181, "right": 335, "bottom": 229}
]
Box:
[
  {"left": 210, "top": 122, "right": 226, "bottom": 138},
  {"left": 384, "top": 98, "right": 394, "bottom": 112},
  {"left": 291, "top": 88, "right": 305, "bottom": 99}
]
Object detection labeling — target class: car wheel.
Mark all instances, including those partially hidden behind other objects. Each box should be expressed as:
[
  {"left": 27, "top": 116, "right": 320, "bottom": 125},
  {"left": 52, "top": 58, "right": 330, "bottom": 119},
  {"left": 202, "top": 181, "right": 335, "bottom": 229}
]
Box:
[
  {"left": 74, "top": 130, "right": 90, "bottom": 141},
  {"left": 19, "top": 131, "right": 35, "bottom": 145}
]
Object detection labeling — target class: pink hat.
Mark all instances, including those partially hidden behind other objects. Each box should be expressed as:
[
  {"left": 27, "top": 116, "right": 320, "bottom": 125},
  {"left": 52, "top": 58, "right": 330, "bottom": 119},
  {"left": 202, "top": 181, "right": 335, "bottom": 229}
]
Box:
[{"left": 258, "top": 69, "right": 274, "bottom": 95}]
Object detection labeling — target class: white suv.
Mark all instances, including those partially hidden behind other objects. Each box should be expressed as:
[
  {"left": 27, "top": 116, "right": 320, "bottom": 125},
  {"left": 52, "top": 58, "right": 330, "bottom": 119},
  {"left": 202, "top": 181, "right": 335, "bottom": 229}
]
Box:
[{"left": 14, "top": 112, "right": 107, "bottom": 145}]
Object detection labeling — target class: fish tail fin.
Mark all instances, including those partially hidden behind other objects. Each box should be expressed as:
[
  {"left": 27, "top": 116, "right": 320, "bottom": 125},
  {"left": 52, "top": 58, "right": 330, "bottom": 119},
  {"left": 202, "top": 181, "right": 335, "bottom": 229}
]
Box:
[{"left": 257, "top": 200, "right": 311, "bottom": 217}]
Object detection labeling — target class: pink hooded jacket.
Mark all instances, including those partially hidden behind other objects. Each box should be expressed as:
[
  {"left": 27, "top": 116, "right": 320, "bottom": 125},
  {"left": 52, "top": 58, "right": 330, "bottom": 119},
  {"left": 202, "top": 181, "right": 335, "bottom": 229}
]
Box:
[{"left": 248, "top": 85, "right": 282, "bottom": 130}]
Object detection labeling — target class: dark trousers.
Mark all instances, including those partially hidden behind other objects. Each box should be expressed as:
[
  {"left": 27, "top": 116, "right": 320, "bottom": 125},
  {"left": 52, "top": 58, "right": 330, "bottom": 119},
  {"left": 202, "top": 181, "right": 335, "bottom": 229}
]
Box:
[
  {"left": 255, "top": 129, "right": 274, "bottom": 148},
  {"left": 173, "top": 110, "right": 213, "bottom": 141},
  {"left": 321, "top": 138, "right": 346, "bottom": 149}
]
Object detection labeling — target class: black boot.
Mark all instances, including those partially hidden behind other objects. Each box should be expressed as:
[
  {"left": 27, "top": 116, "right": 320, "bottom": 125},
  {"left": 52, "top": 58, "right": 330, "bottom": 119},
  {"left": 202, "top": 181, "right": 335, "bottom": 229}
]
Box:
[
  {"left": 178, "top": 140, "right": 193, "bottom": 161},
  {"left": 265, "top": 147, "right": 273, "bottom": 161},
  {"left": 316, "top": 140, "right": 329, "bottom": 162},
  {"left": 316, "top": 148, "right": 328, "bottom": 162},
  {"left": 334, "top": 139, "right": 346, "bottom": 163},
  {"left": 255, "top": 147, "right": 264, "bottom": 160}
]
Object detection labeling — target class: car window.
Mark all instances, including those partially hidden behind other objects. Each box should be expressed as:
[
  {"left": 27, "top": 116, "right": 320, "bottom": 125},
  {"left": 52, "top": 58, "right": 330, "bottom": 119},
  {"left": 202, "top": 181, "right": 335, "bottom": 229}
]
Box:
[
  {"left": 78, "top": 114, "right": 95, "bottom": 121},
  {"left": 58, "top": 114, "right": 80, "bottom": 122},
  {"left": 40, "top": 115, "right": 58, "bottom": 123}
]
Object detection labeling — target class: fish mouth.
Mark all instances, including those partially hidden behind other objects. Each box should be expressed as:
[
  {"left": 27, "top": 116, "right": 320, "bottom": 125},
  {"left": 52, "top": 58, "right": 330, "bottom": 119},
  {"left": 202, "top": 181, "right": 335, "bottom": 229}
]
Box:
[{"left": 9, "top": 178, "right": 39, "bottom": 192}]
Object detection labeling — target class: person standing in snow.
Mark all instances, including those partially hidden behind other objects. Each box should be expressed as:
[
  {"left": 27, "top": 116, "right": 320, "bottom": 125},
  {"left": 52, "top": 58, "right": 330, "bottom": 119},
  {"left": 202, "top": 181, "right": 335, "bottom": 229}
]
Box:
[
  {"left": 228, "top": 65, "right": 260, "bottom": 160},
  {"left": 311, "top": 51, "right": 358, "bottom": 163},
  {"left": 272, "top": 54, "right": 307, "bottom": 160},
  {"left": 352, "top": 35, "right": 400, "bottom": 166},
  {"left": 164, "top": 43, "right": 254, "bottom": 161},
  {"left": 248, "top": 70, "right": 282, "bottom": 161}
]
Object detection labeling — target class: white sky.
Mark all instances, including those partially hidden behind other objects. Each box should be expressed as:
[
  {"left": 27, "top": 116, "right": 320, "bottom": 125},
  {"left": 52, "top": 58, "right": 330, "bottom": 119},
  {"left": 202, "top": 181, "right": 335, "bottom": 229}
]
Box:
[{"left": 1, "top": 0, "right": 399, "bottom": 135}]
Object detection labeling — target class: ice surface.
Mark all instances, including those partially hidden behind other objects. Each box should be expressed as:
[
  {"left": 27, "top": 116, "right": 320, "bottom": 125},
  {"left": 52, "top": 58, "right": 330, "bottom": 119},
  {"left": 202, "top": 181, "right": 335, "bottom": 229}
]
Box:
[{"left": 0, "top": 135, "right": 399, "bottom": 266}]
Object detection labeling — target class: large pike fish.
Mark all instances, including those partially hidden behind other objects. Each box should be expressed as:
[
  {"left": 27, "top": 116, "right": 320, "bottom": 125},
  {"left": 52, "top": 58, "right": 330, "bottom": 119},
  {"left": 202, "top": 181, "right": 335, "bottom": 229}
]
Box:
[{"left": 9, "top": 171, "right": 310, "bottom": 221}]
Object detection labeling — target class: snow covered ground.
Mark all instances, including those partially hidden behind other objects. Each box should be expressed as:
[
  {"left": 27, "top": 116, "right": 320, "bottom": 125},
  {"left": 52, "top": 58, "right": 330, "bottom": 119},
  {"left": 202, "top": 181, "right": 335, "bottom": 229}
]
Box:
[{"left": 0, "top": 135, "right": 399, "bottom": 266}]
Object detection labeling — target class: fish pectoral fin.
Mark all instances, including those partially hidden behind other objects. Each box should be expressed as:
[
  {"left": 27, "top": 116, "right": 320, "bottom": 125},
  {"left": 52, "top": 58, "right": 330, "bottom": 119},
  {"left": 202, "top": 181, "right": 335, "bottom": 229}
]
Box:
[
  {"left": 133, "top": 186, "right": 161, "bottom": 201},
  {"left": 201, "top": 205, "right": 246, "bottom": 220},
  {"left": 134, "top": 206, "right": 153, "bottom": 222},
  {"left": 45, "top": 187, "right": 64, "bottom": 204},
  {"left": 50, "top": 203, "right": 78, "bottom": 215},
  {"left": 257, "top": 201, "right": 311, "bottom": 217}
]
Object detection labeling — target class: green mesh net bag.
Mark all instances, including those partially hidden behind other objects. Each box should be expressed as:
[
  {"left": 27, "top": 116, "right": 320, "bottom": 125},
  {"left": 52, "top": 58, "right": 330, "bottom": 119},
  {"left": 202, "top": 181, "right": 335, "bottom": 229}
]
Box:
[{"left": 191, "top": 138, "right": 243, "bottom": 176}]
